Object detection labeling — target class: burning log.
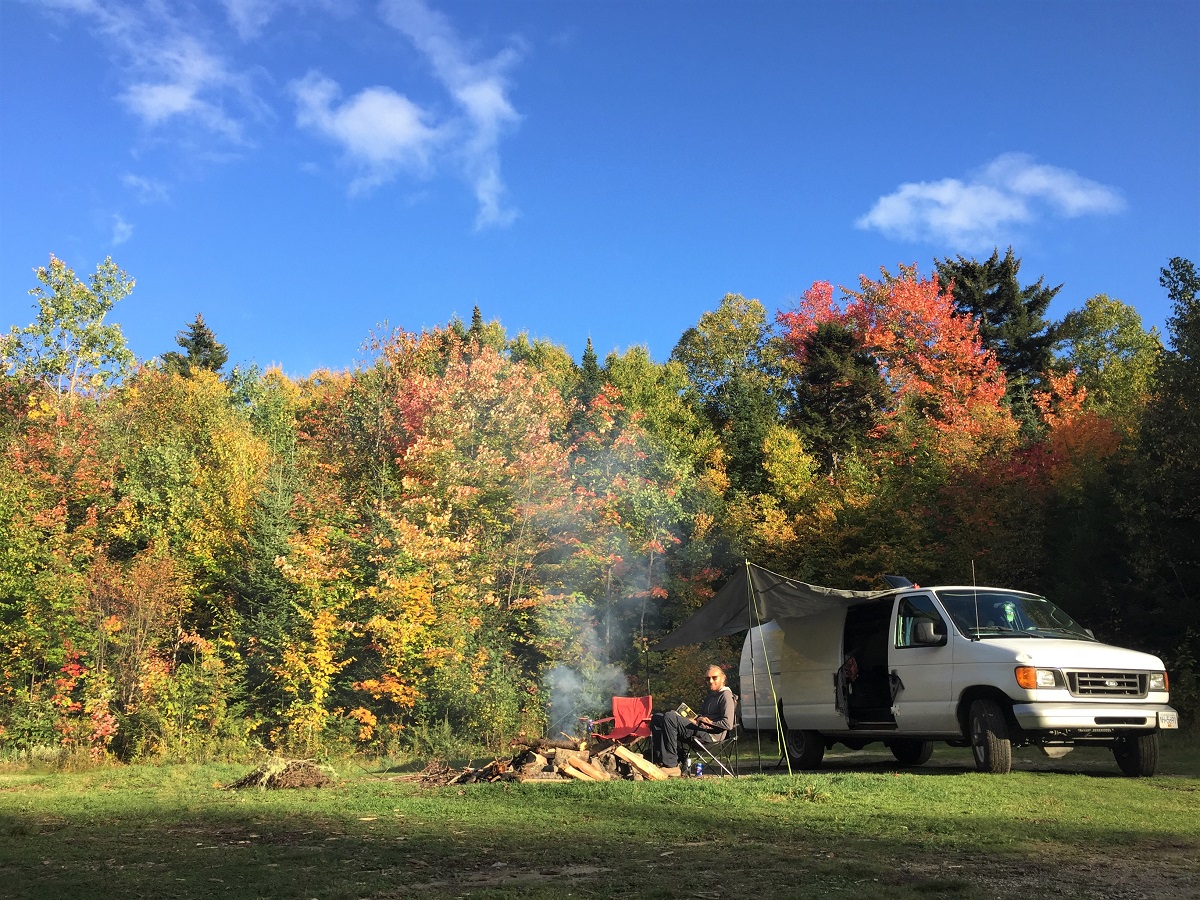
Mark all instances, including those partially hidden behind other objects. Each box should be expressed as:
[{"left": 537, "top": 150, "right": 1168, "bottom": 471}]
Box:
[{"left": 513, "top": 737, "right": 587, "bottom": 752}]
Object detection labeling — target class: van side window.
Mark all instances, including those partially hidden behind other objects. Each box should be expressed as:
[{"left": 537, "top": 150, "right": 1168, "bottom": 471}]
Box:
[{"left": 895, "top": 595, "right": 947, "bottom": 648}]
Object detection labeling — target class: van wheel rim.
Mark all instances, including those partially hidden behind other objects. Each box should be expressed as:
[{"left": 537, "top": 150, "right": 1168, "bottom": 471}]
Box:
[{"left": 971, "top": 715, "right": 985, "bottom": 762}]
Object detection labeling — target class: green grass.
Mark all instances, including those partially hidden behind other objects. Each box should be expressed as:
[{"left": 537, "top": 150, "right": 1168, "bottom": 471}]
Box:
[{"left": 2, "top": 734, "right": 1197, "bottom": 900}]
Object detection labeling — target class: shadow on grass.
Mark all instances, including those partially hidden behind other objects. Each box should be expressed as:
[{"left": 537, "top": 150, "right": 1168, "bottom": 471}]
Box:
[{"left": 2, "top": 770, "right": 1198, "bottom": 900}]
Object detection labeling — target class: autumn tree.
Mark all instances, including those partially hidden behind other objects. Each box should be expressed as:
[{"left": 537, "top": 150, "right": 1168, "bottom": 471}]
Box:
[
  {"left": 778, "top": 268, "right": 1015, "bottom": 467},
  {"left": 105, "top": 368, "right": 267, "bottom": 633},
  {"left": 671, "top": 294, "right": 781, "bottom": 494},
  {"left": 4, "top": 256, "right": 136, "bottom": 405},
  {"left": 508, "top": 332, "right": 579, "bottom": 401},
  {"left": 1058, "top": 294, "right": 1162, "bottom": 429},
  {"left": 0, "top": 396, "right": 106, "bottom": 751}
]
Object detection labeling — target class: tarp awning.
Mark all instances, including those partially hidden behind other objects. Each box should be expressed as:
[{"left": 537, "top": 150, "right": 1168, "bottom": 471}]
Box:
[{"left": 656, "top": 562, "right": 889, "bottom": 650}]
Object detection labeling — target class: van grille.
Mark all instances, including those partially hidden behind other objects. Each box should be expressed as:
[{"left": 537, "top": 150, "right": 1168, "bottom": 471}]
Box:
[{"left": 1066, "top": 671, "right": 1146, "bottom": 698}]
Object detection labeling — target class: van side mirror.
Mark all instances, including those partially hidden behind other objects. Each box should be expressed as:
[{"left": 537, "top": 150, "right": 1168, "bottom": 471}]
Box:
[{"left": 915, "top": 620, "right": 942, "bottom": 645}]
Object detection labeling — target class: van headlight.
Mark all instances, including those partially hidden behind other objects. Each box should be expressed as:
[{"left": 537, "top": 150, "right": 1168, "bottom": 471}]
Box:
[
  {"left": 1015, "top": 667, "right": 1061, "bottom": 689},
  {"left": 1148, "top": 672, "right": 1168, "bottom": 692}
]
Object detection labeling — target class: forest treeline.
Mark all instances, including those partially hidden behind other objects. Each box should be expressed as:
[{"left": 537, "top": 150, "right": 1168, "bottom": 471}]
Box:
[{"left": 2, "top": 250, "right": 1197, "bottom": 760}]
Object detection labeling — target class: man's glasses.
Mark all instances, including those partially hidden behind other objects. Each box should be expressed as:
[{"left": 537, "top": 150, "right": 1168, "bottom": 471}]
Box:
[{"left": 706, "top": 675, "right": 722, "bottom": 680}]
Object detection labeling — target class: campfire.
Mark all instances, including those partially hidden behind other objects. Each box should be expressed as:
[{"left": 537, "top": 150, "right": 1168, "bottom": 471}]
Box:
[{"left": 397, "top": 738, "right": 670, "bottom": 786}]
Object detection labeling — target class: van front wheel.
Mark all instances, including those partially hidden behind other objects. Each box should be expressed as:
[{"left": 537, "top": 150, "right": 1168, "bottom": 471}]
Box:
[
  {"left": 1113, "top": 732, "right": 1158, "bottom": 777},
  {"left": 888, "top": 739, "right": 934, "bottom": 766},
  {"left": 969, "top": 699, "right": 1012, "bottom": 774},
  {"left": 785, "top": 729, "right": 825, "bottom": 768}
]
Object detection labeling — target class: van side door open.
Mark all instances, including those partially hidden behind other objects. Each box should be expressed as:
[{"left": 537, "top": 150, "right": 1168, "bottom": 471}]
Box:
[
  {"left": 840, "top": 600, "right": 896, "bottom": 727},
  {"left": 888, "top": 592, "right": 957, "bottom": 733}
]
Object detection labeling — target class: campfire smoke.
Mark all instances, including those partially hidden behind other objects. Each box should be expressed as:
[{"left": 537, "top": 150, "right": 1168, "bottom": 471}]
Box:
[{"left": 544, "top": 660, "right": 628, "bottom": 739}]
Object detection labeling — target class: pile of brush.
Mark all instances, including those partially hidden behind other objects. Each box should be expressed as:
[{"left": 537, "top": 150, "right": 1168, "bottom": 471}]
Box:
[{"left": 225, "top": 757, "right": 335, "bottom": 790}]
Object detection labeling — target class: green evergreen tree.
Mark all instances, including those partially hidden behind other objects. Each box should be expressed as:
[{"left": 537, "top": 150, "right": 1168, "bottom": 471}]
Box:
[
  {"left": 935, "top": 247, "right": 1060, "bottom": 400},
  {"left": 161, "top": 313, "right": 229, "bottom": 377},
  {"left": 574, "top": 337, "right": 604, "bottom": 409},
  {"left": 787, "top": 321, "right": 887, "bottom": 471},
  {"left": 1127, "top": 259, "right": 1200, "bottom": 651}
]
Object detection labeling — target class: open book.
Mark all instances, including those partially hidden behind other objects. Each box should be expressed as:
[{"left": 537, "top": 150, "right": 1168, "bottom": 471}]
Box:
[{"left": 675, "top": 701, "right": 697, "bottom": 719}]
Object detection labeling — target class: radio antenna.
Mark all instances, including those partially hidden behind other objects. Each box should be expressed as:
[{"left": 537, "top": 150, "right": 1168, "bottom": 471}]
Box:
[{"left": 971, "top": 559, "right": 980, "bottom": 640}]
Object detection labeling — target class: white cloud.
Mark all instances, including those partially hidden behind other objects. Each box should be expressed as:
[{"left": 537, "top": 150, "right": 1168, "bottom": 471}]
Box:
[
  {"left": 221, "top": 0, "right": 278, "bottom": 40},
  {"left": 220, "top": 0, "right": 355, "bottom": 41},
  {"left": 379, "top": 0, "right": 523, "bottom": 229},
  {"left": 111, "top": 213, "right": 133, "bottom": 245},
  {"left": 122, "top": 173, "right": 170, "bottom": 203},
  {"left": 856, "top": 153, "right": 1125, "bottom": 249},
  {"left": 291, "top": 71, "right": 443, "bottom": 192},
  {"left": 32, "top": 1, "right": 261, "bottom": 142},
  {"left": 34, "top": 0, "right": 522, "bottom": 228},
  {"left": 121, "top": 34, "right": 256, "bottom": 142}
]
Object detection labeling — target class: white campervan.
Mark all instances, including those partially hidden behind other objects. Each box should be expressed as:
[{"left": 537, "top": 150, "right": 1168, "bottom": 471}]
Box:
[{"left": 737, "top": 582, "right": 1179, "bottom": 775}]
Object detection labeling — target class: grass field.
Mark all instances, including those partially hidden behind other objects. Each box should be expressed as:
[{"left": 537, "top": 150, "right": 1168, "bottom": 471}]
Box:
[{"left": 2, "top": 734, "right": 1197, "bottom": 900}]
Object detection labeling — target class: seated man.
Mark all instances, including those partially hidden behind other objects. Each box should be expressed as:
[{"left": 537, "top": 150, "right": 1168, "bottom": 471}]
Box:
[{"left": 650, "top": 664, "right": 736, "bottom": 775}]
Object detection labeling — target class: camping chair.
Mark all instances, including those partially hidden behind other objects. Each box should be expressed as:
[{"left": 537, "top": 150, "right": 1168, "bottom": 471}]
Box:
[
  {"left": 687, "top": 697, "right": 740, "bottom": 777},
  {"left": 585, "top": 695, "right": 653, "bottom": 750}
]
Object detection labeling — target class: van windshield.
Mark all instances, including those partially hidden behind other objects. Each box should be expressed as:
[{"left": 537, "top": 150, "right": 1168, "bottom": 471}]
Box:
[{"left": 935, "top": 589, "right": 1094, "bottom": 641}]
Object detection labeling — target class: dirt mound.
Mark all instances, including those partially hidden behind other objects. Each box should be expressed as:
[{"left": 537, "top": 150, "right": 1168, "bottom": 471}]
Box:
[{"left": 225, "top": 758, "right": 335, "bottom": 790}]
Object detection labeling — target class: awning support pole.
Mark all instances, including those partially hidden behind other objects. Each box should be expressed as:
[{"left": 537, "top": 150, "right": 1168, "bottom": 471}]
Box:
[{"left": 746, "top": 559, "right": 792, "bottom": 776}]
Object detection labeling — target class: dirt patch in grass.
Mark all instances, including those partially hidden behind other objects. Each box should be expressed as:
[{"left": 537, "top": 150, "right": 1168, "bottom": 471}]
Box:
[{"left": 900, "top": 844, "right": 1199, "bottom": 900}]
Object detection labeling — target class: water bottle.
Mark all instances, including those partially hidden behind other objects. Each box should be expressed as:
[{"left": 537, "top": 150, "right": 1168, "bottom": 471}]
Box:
[{"left": 693, "top": 761, "right": 704, "bottom": 778}]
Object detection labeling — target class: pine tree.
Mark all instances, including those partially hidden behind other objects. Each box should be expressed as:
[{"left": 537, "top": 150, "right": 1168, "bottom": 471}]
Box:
[
  {"left": 935, "top": 247, "right": 1060, "bottom": 395},
  {"left": 787, "top": 321, "right": 887, "bottom": 470},
  {"left": 161, "top": 313, "right": 229, "bottom": 377},
  {"left": 577, "top": 337, "right": 604, "bottom": 409},
  {"left": 1125, "top": 257, "right": 1200, "bottom": 655}
]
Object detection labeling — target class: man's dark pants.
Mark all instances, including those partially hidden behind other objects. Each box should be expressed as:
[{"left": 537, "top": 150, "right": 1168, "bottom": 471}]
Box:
[{"left": 651, "top": 710, "right": 714, "bottom": 768}]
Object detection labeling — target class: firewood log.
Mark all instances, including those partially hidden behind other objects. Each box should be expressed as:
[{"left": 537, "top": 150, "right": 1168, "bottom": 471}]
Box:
[
  {"left": 516, "top": 752, "right": 549, "bottom": 777},
  {"left": 565, "top": 755, "right": 611, "bottom": 781},
  {"left": 613, "top": 745, "right": 668, "bottom": 780},
  {"left": 556, "top": 759, "right": 594, "bottom": 781}
]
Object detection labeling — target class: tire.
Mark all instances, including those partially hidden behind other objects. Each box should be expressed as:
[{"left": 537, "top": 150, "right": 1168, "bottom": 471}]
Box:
[
  {"left": 1113, "top": 732, "right": 1159, "bottom": 777},
  {"left": 969, "top": 698, "right": 1012, "bottom": 774},
  {"left": 889, "top": 738, "right": 934, "bottom": 766},
  {"left": 785, "top": 729, "right": 825, "bottom": 768}
]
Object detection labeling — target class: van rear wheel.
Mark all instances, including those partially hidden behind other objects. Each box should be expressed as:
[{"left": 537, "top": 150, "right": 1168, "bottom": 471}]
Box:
[
  {"left": 785, "top": 729, "right": 825, "bottom": 768},
  {"left": 969, "top": 698, "right": 1012, "bottom": 774},
  {"left": 1113, "top": 732, "right": 1158, "bottom": 777},
  {"left": 888, "top": 739, "right": 934, "bottom": 766}
]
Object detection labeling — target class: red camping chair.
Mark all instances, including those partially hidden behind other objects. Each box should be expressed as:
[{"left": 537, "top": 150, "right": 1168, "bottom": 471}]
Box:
[{"left": 585, "top": 695, "right": 653, "bottom": 748}]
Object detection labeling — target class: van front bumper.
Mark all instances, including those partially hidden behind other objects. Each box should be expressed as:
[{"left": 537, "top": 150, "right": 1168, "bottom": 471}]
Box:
[{"left": 1012, "top": 702, "right": 1178, "bottom": 732}]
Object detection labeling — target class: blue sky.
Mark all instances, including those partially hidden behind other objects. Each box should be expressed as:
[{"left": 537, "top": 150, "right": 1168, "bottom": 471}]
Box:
[{"left": 3, "top": 0, "right": 1198, "bottom": 378}]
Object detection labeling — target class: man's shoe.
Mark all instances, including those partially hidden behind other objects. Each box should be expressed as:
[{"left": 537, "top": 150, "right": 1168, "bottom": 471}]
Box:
[{"left": 662, "top": 765, "right": 682, "bottom": 777}]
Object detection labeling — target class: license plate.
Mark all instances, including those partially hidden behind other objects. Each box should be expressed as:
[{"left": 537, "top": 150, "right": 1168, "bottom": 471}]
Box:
[{"left": 1159, "top": 711, "right": 1179, "bottom": 729}]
